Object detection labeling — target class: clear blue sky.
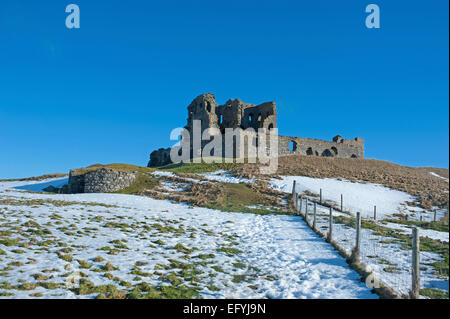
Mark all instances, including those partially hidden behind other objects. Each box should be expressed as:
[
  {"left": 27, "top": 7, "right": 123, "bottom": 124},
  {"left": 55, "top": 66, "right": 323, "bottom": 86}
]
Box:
[{"left": 0, "top": 0, "right": 448, "bottom": 179}]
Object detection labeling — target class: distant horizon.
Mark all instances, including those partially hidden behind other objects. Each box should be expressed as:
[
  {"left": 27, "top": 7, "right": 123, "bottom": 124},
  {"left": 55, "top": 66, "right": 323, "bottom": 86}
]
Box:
[{"left": 0, "top": 1, "right": 448, "bottom": 179}]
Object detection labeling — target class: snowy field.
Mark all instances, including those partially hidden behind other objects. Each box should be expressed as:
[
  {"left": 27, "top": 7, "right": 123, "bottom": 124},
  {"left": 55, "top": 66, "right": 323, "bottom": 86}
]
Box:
[
  {"left": 199, "top": 170, "right": 254, "bottom": 184},
  {"left": 430, "top": 172, "right": 449, "bottom": 183},
  {"left": 270, "top": 175, "right": 437, "bottom": 219},
  {"left": 0, "top": 178, "right": 376, "bottom": 299}
]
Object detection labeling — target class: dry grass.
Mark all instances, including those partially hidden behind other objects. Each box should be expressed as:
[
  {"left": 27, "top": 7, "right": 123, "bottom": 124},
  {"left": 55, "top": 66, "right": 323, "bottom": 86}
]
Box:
[
  {"left": 140, "top": 175, "right": 287, "bottom": 215},
  {"left": 234, "top": 155, "right": 449, "bottom": 210}
]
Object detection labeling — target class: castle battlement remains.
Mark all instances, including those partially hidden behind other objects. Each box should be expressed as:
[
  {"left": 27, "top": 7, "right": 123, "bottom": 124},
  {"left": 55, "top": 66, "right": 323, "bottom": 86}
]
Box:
[{"left": 148, "top": 94, "right": 364, "bottom": 167}]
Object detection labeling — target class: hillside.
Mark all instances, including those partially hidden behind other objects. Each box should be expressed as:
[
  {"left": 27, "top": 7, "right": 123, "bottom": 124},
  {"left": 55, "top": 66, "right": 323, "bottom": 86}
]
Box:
[
  {"left": 0, "top": 157, "right": 448, "bottom": 299},
  {"left": 233, "top": 155, "right": 449, "bottom": 210}
]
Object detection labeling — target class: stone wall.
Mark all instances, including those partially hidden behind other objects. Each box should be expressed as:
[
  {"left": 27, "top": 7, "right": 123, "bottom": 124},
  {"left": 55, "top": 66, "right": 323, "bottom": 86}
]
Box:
[
  {"left": 278, "top": 135, "right": 364, "bottom": 158},
  {"left": 68, "top": 168, "right": 137, "bottom": 193},
  {"left": 67, "top": 174, "right": 84, "bottom": 193}
]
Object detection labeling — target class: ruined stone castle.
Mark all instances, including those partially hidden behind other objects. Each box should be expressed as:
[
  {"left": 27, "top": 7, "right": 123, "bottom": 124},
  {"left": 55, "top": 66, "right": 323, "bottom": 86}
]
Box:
[{"left": 148, "top": 94, "right": 364, "bottom": 167}]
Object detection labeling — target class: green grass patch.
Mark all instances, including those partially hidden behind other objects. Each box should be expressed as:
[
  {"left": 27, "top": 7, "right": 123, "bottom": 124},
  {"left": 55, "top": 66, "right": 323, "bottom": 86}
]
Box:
[
  {"left": 232, "top": 274, "right": 246, "bottom": 283},
  {"left": 113, "top": 173, "right": 159, "bottom": 195},
  {"left": 232, "top": 262, "right": 246, "bottom": 269},
  {"left": 0, "top": 198, "right": 119, "bottom": 208},
  {"left": 77, "top": 260, "right": 91, "bottom": 269},
  {"left": 420, "top": 288, "right": 449, "bottom": 299},
  {"left": 206, "top": 183, "right": 292, "bottom": 215},
  {"left": 156, "top": 159, "right": 244, "bottom": 174},
  {"left": 216, "top": 246, "right": 243, "bottom": 256},
  {"left": 384, "top": 219, "right": 449, "bottom": 233},
  {"left": 127, "top": 282, "right": 201, "bottom": 299},
  {"left": 172, "top": 243, "right": 193, "bottom": 254},
  {"left": 0, "top": 238, "right": 20, "bottom": 246},
  {"left": 71, "top": 163, "right": 154, "bottom": 176}
]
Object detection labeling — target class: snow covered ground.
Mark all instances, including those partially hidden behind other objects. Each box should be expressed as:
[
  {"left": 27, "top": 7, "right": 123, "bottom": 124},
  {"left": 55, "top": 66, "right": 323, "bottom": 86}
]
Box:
[
  {"left": 270, "top": 176, "right": 427, "bottom": 219},
  {"left": 382, "top": 222, "right": 449, "bottom": 243},
  {"left": 199, "top": 170, "right": 254, "bottom": 184},
  {"left": 270, "top": 174, "right": 448, "bottom": 297},
  {"left": 0, "top": 178, "right": 376, "bottom": 299},
  {"left": 302, "top": 201, "right": 449, "bottom": 297},
  {"left": 430, "top": 172, "right": 449, "bottom": 183}
]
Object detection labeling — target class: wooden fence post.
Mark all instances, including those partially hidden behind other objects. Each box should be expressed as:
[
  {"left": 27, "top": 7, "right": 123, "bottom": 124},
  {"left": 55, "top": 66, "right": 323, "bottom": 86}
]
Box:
[
  {"left": 374, "top": 205, "right": 377, "bottom": 220},
  {"left": 294, "top": 191, "right": 298, "bottom": 212},
  {"left": 433, "top": 210, "right": 437, "bottom": 222},
  {"left": 299, "top": 195, "right": 303, "bottom": 215},
  {"left": 319, "top": 188, "right": 322, "bottom": 204},
  {"left": 411, "top": 227, "right": 420, "bottom": 299},
  {"left": 292, "top": 180, "right": 296, "bottom": 196},
  {"left": 326, "top": 207, "right": 333, "bottom": 242},
  {"left": 352, "top": 212, "right": 361, "bottom": 264},
  {"left": 313, "top": 203, "right": 317, "bottom": 230},
  {"left": 340, "top": 194, "right": 343, "bottom": 212},
  {"left": 305, "top": 198, "right": 309, "bottom": 221}
]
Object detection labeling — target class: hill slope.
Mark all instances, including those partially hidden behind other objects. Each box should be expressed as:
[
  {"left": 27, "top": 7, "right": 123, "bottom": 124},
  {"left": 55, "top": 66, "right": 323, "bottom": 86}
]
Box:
[{"left": 234, "top": 155, "right": 449, "bottom": 210}]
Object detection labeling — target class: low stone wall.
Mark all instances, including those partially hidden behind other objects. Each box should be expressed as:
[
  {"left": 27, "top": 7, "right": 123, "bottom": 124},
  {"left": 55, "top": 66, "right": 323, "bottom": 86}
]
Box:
[
  {"left": 68, "top": 168, "right": 138, "bottom": 193},
  {"left": 278, "top": 135, "right": 364, "bottom": 158}
]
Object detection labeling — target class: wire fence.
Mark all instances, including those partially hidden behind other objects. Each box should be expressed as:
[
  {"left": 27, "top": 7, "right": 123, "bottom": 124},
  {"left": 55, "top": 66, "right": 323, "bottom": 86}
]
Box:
[{"left": 291, "top": 181, "right": 434, "bottom": 298}]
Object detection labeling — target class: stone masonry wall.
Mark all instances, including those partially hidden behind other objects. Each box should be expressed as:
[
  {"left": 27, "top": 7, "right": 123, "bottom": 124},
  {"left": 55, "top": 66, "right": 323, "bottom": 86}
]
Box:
[
  {"left": 68, "top": 168, "right": 138, "bottom": 193},
  {"left": 278, "top": 135, "right": 364, "bottom": 158}
]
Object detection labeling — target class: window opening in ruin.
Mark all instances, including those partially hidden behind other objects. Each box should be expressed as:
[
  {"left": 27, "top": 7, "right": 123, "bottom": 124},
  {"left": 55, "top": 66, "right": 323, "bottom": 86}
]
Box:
[
  {"left": 306, "top": 147, "right": 313, "bottom": 155},
  {"left": 331, "top": 147, "right": 338, "bottom": 155},
  {"left": 322, "top": 149, "right": 333, "bottom": 157},
  {"left": 289, "top": 140, "right": 297, "bottom": 152}
]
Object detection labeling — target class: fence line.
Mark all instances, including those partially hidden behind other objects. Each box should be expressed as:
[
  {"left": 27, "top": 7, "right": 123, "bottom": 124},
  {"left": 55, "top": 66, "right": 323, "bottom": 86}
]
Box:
[{"left": 291, "top": 180, "right": 423, "bottom": 299}]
